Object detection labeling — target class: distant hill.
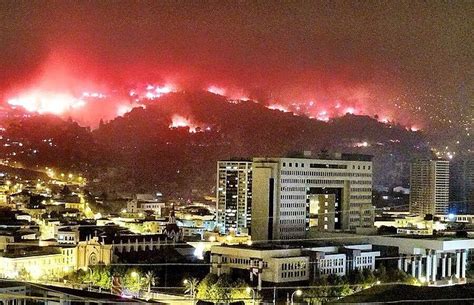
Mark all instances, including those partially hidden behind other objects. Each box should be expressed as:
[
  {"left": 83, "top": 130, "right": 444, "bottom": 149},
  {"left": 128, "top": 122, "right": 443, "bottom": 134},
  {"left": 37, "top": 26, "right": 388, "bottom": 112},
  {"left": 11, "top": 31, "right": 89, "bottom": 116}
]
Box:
[{"left": 0, "top": 91, "right": 430, "bottom": 198}]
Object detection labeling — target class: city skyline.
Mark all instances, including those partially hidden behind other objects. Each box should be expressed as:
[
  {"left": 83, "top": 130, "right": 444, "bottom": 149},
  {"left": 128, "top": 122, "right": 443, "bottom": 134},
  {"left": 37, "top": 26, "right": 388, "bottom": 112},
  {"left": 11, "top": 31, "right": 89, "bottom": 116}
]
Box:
[{"left": 0, "top": 1, "right": 472, "bottom": 304}]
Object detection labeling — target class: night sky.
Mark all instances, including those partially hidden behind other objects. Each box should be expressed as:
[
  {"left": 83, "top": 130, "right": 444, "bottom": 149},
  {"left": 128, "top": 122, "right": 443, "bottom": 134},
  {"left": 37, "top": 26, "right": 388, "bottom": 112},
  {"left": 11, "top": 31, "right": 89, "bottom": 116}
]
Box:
[{"left": 0, "top": 1, "right": 472, "bottom": 130}]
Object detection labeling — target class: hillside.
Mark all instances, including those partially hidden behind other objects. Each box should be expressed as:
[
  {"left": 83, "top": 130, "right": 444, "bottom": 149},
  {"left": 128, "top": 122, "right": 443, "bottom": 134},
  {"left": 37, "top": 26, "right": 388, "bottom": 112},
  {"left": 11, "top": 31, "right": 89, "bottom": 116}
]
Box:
[{"left": 0, "top": 91, "right": 430, "bottom": 198}]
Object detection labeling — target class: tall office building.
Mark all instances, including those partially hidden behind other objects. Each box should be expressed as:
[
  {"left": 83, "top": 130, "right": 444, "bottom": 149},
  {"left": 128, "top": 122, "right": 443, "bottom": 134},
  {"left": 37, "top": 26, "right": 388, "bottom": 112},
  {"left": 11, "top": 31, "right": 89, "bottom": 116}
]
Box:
[
  {"left": 251, "top": 153, "right": 374, "bottom": 241},
  {"left": 216, "top": 160, "right": 252, "bottom": 234},
  {"left": 450, "top": 156, "right": 474, "bottom": 213},
  {"left": 409, "top": 159, "right": 449, "bottom": 216}
]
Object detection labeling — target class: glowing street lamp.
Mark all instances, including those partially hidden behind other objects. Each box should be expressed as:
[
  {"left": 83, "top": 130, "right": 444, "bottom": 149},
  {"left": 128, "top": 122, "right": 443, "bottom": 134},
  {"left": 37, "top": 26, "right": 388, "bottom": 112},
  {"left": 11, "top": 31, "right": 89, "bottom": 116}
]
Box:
[
  {"left": 130, "top": 271, "right": 141, "bottom": 295},
  {"left": 291, "top": 289, "right": 302, "bottom": 305},
  {"left": 28, "top": 265, "right": 42, "bottom": 280}
]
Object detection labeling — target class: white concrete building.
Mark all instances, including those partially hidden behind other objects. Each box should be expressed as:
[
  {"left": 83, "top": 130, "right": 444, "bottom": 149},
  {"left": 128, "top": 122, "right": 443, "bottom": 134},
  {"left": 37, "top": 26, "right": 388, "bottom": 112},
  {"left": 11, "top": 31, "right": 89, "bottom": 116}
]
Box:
[
  {"left": 210, "top": 243, "right": 379, "bottom": 290},
  {"left": 127, "top": 193, "right": 165, "bottom": 215},
  {"left": 409, "top": 159, "right": 449, "bottom": 216},
  {"left": 56, "top": 227, "right": 80, "bottom": 245},
  {"left": 369, "top": 236, "right": 474, "bottom": 286},
  {"left": 216, "top": 160, "right": 252, "bottom": 234},
  {"left": 0, "top": 247, "right": 76, "bottom": 280},
  {"left": 251, "top": 153, "right": 374, "bottom": 241}
]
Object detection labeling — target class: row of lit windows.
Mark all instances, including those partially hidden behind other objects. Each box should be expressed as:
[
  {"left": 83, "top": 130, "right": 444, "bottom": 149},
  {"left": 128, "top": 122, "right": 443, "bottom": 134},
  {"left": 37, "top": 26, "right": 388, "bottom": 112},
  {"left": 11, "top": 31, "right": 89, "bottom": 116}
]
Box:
[
  {"left": 281, "top": 178, "right": 307, "bottom": 184},
  {"left": 280, "top": 219, "right": 305, "bottom": 224},
  {"left": 282, "top": 162, "right": 371, "bottom": 170},
  {"left": 352, "top": 180, "right": 372, "bottom": 185},
  {"left": 355, "top": 256, "right": 373, "bottom": 265},
  {"left": 320, "top": 267, "right": 344, "bottom": 274},
  {"left": 280, "top": 195, "right": 306, "bottom": 200},
  {"left": 280, "top": 211, "right": 306, "bottom": 216},
  {"left": 281, "top": 270, "right": 307, "bottom": 278},
  {"left": 320, "top": 258, "right": 344, "bottom": 268},
  {"left": 281, "top": 170, "right": 372, "bottom": 177},
  {"left": 280, "top": 226, "right": 305, "bottom": 232},
  {"left": 350, "top": 195, "right": 372, "bottom": 200},
  {"left": 350, "top": 188, "right": 372, "bottom": 192},
  {"left": 281, "top": 203, "right": 306, "bottom": 208},
  {"left": 281, "top": 261, "right": 306, "bottom": 270},
  {"left": 281, "top": 186, "right": 306, "bottom": 192},
  {"left": 221, "top": 257, "right": 268, "bottom": 268},
  {"left": 305, "top": 179, "right": 345, "bottom": 185}
]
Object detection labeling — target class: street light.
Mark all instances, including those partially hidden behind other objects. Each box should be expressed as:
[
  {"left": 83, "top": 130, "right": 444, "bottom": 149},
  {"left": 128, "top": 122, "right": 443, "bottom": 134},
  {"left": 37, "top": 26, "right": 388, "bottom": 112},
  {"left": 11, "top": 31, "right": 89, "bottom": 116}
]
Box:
[
  {"left": 82, "top": 266, "right": 94, "bottom": 291},
  {"left": 246, "top": 287, "right": 256, "bottom": 305},
  {"left": 131, "top": 271, "right": 141, "bottom": 297},
  {"left": 291, "top": 289, "right": 302, "bottom": 305}
]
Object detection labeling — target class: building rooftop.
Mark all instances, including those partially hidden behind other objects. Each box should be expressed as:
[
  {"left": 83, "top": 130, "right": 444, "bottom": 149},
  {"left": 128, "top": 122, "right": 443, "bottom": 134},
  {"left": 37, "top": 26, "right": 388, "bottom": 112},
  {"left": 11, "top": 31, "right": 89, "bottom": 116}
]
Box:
[
  {"left": 256, "top": 152, "right": 373, "bottom": 162},
  {"left": 216, "top": 238, "right": 373, "bottom": 251},
  {"left": 1, "top": 246, "right": 61, "bottom": 258}
]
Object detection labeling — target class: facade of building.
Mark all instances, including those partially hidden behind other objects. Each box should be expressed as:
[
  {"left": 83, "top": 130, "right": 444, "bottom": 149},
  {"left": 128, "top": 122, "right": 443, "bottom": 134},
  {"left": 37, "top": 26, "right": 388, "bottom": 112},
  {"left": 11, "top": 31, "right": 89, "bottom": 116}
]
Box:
[
  {"left": 369, "top": 236, "right": 474, "bottom": 286},
  {"left": 216, "top": 160, "right": 253, "bottom": 234},
  {"left": 210, "top": 243, "right": 379, "bottom": 290},
  {"left": 251, "top": 153, "right": 374, "bottom": 241},
  {"left": 127, "top": 199, "right": 165, "bottom": 215},
  {"left": 0, "top": 247, "right": 76, "bottom": 280},
  {"left": 76, "top": 237, "right": 113, "bottom": 269},
  {"left": 374, "top": 214, "right": 447, "bottom": 236},
  {"left": 57, "top": 227, "right": 80, "bottom": 245},
  {"left": 450, "top": 157, "right": 474, "bottom": 214},
  {"left": 409, "top": 159, "right": 450, "bottom": 216}
]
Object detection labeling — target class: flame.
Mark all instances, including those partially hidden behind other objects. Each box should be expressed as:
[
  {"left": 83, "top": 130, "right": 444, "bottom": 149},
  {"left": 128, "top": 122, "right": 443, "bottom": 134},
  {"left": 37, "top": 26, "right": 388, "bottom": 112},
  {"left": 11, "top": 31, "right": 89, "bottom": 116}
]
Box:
[
  {"left": 170, "top": 115, "right": 197, "bottom": 132},
  {"left": 344, "top": 107, "right": 356, "bottom": 114},
  {"left": 144, "top": 84, "right": 175, "bottom": 99},
  {"left": 207, "top": 86, "right": 226, "bottom": 96},
  {"left": 116, "top": 104, "right": 144, "bottom": 116},
  {"left": 8, "top": 90, "right": 86, "bottom": 115},
  {"left": 268, "top": 104, "right": 289, "bottom": 112}
]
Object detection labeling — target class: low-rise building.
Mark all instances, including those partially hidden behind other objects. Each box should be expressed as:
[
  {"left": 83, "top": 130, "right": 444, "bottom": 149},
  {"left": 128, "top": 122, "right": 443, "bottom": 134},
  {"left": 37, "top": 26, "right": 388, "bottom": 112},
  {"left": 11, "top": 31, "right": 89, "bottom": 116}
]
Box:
[
  {"left": 0, "top": 246, "right": 76, "bottom": 280},
  {"left": 368, "top": 235, "right": 474, "bottom": 286},
  {"left": 126, "top": 194, "right": 164, "bottom": 215},
  {"left": 374, "top": 214, "right": 447, "bottom": 235},
  {"left": 210, "top": 243, "right": 380, "bottom": 289},
  {"left": 57, "top": 227, "right": 80, "bottom": 245}
]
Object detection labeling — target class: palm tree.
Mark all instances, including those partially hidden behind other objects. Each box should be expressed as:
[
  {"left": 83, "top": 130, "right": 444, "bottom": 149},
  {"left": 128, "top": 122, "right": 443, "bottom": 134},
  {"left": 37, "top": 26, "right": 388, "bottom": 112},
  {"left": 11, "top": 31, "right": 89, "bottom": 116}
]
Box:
[
  {"left": 184, "top": 277, "right": 199, "bottom": 304},
  {"left": 143, "top": 271, "right": 157, "bottom": 293}
]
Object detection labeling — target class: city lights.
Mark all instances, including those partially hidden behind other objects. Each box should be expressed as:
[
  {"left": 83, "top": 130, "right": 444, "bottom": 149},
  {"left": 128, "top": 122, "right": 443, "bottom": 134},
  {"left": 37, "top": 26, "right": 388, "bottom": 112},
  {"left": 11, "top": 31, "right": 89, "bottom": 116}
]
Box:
[{"left": 0, "top": 2, "right": 470, "bottom": 304}]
